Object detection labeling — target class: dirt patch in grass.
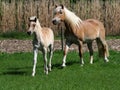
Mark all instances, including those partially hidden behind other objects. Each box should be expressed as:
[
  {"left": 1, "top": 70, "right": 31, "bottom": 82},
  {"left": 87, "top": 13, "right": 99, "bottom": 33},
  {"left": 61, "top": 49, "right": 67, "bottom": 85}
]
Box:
[{"left": 0, "top": 39, "right": 120, "bottom": 53}]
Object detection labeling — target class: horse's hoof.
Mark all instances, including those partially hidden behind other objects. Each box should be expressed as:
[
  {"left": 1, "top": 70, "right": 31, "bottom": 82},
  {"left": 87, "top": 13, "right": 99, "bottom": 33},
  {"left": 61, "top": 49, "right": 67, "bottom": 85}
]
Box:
[
  {"left": 44, "top": 70, "right": 48, "bottom": 75},
  {"left": 62, "top": 64, "right": 66, "bottom": 68},
  {"left": 48, "top": 68, "right": 52, "bottom": 72},
  {"left": 81, "top": 64, "right": 84, "bottom": 67},
  {"left": 105, "top": 60, "right": 109, "bottom": 62},
  {"left": 90, "top": 62, "right": 93, "bottom": 64},
  {"left": 32, "top": 74, "right": 35, "bottom": 77},
  {"left": 46, "top": 72, "right": 48, "bottom": 75}
]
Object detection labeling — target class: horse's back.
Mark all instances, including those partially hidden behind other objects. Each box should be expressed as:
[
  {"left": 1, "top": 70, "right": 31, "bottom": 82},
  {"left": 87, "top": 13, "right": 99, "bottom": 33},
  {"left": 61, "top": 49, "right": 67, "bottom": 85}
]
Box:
[
  {"left": 81, "top": 19, "right": 105, "bottom": 40},
  {"left": 42, "top": 27, "right": 54, "bottom": 46},
  {"left": 86, "top": 19, "right": 106, "bottom": 39},
  {"left": 85, "top": 19, "right": 104, "bottom": 28}
]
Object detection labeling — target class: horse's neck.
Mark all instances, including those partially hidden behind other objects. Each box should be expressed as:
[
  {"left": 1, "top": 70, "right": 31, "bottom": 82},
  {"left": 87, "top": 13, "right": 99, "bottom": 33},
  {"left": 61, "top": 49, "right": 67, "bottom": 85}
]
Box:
[
  {"left": 64, "top": 8, "right": 82, "bottom": 32},
  {"left": 64, "top": 8, "right": 83, "bottom": 38},
  {"left": 64, "top": 7, "right": 82, "bottom": 27},
  {"left": 34, "top": 21, "right": 43, "bottom": 42}
]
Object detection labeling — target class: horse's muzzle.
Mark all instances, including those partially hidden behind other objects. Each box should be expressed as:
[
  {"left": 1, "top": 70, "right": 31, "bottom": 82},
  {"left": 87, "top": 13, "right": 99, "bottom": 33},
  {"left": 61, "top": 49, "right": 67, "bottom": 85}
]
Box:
[
  {"left": 27, "top": 31, "right": 31, "bottom": 35},
  {"left": 52, "top": 19, "right": 58, "bottom": 25}
]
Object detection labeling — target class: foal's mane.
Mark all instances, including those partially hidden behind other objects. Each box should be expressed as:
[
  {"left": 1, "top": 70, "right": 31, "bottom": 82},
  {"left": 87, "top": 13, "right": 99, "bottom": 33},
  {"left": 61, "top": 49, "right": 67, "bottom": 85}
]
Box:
[{"left": 64, "top": 7, "right": 82, "bottom": 28}]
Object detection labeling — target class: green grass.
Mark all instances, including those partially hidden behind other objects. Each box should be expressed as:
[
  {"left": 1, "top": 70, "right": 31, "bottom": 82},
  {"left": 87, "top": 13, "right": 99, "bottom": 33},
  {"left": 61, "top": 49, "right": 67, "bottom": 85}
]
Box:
[
  {"left": 0, "top": 31, "right": 120, "bottom": 40},
  {"left": 0, "top": 50, "right": 120, "bottom": 90},
  {"left": 0, "top": 31, "right": 32, "bottom": 40},
  {"left": 0, "top": 51, "right": 120, "bottom": 90},
  {"left": 106, "top": 35, "right": 120, "bottom": 40}
]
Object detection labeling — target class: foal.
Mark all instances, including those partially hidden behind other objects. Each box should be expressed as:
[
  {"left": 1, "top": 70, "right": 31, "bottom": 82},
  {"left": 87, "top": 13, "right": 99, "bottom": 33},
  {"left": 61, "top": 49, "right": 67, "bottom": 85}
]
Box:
[{"left": 27, "top": 16, "right": 54, "bottom": 76}]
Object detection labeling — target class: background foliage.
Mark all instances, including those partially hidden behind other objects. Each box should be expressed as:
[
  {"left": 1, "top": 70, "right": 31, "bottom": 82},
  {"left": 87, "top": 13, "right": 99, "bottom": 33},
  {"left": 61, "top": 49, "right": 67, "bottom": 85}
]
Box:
[{"left": 0, "top": 0, "right": 120, "bottom": 36}]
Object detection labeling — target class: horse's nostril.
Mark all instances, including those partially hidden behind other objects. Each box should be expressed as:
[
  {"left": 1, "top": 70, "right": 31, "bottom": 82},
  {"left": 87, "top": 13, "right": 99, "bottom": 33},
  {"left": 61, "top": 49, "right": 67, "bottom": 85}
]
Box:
[
  {"left": 52, "top": 20, "right": 57, "bottom": 25},
  {"left": 27, "top": 31, "right": 31, "bottom": 35}
]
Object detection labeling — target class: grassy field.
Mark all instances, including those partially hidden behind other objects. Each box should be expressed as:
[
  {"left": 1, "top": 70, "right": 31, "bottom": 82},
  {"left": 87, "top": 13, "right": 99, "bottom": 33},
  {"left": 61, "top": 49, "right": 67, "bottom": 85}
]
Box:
[
  {"left": 0, "top": 31, "right": 32, "bottom": 40},
  {"left": 0, "top": 31, "right": 120, "bottom": 40},
  {"left": 0, "top": 50, "right": 120, "bottom": 90}
]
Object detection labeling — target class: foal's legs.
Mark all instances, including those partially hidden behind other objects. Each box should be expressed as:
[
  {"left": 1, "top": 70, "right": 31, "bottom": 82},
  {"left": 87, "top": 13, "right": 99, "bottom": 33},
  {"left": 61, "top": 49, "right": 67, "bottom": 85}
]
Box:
[
  {"left": 79, "top": 41, "right": 84, "bottom": 66},
  {"left": 43, "top": 47, "right": 48, "bottom": 74},
  {"left": 48, "top": 44, "right": 54, "bottom": 71},
  {"left": 87, "top": 42, "right": 94, "bottom": 64},
  {"left": 62, "top": 42, "right": 71, "bottom": 67},
  {"left": 32, "top": 48, "right": 38, "bottom": 76}
]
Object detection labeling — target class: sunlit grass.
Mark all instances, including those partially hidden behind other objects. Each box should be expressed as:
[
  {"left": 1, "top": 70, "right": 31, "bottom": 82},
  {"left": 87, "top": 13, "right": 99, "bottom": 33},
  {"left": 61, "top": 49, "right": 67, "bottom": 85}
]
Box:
[{"left": 0, "top": 50, "right": 120, "bottom": 90}]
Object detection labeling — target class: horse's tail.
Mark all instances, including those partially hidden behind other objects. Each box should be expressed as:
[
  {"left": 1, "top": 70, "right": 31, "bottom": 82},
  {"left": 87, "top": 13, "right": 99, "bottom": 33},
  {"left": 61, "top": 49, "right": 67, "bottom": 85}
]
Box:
[{"left": 96, "top": 38, "right": 109, "bottom": 58}]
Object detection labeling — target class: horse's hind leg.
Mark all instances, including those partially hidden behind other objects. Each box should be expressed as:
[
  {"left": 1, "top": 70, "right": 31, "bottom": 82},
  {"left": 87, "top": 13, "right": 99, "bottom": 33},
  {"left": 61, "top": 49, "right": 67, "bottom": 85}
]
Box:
[
  {"left": 100, "top": 38, "right": 109, "bottom": 62},
  {"left": 87, "top": 42, "right": 93, "bottom": 64},
  {"left": 43, "top": 47, "right": 48, "bottom": 74},
  {"left": 48, "top": 44, "right": 53, "bottom": 71},
  {"left": 79, "top": 41, "right": 84, "bottom": 66}
]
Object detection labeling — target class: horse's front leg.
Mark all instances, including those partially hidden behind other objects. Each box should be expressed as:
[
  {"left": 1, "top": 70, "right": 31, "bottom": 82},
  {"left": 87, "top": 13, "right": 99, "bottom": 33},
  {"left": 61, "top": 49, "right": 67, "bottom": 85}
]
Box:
[
  {"left": 79, "top": 41, "right": 84, "bottom": 66},
  {"left": 32, "top": 48, "right": 38, "bottom": 77},
  {"left": 62, "top": 43, "right": 71, "bottom": 67},
  {"left": 87, "top": 42, "right": 93, "bottom": 64},
  {"left": 43, "top": 47, "right": 48, "bottom": 75}
]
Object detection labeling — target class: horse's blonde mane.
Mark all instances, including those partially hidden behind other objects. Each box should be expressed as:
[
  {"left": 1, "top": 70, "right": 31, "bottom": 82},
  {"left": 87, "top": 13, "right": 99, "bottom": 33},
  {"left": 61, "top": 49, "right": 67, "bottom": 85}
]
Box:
[{"left": 64, "top": 7, "right": 82, "bottom": 28}]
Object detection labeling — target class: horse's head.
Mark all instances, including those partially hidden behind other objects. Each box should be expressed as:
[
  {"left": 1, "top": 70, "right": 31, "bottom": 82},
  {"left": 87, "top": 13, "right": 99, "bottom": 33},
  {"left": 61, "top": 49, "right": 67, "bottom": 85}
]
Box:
[
  {"left": 52, "top": 4, "right": 65, "bottom": 25},
  {"left": 27, "top": 16, "right": 37, "bottom": 35}
]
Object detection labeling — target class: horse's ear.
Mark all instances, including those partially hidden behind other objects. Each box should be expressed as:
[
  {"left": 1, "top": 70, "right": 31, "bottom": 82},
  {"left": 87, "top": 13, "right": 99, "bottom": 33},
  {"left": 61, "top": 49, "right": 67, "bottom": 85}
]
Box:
[
  {"left": 60, "top": 4, "right": 64, "bottom": 9},
  {"left": 55, "top": 4, "right": 57, "bottom": 8},
  {"left": 28, "top": 17, "right": 30, "bottom": 21},
  {"left": 34, "top": 17, "right": 37, "bottom": 22}
]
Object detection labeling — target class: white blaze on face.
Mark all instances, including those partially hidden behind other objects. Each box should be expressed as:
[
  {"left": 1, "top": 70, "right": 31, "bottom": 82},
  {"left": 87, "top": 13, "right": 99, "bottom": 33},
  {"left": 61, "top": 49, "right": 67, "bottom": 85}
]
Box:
[
  {"left": 52, "top": 6, "right": 63, "bottom": 24},
  {"left": 54, "top": 6, "right": 62, "bottom": 13}
]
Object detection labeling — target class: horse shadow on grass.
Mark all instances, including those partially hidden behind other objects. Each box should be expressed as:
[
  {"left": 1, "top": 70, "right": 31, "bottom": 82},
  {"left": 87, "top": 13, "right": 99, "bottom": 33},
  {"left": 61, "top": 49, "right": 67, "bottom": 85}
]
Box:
[
  {"left": 0, "top": 66, "right": 33, "bottom": 76},
  {"left": 52, "top": 60, "right": 79, "bottom": 69},
  {"left": 0, "top": 60, "right": 79, "bottom": 76}
]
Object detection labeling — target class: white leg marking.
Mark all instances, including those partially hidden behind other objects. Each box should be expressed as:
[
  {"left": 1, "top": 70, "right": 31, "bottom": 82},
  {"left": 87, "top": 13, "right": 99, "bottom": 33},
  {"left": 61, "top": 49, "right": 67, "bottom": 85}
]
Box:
[
  {"left": 43, "top": 47, "right": 48, "bottom": 75},
  {"left": 49, "top": 48, "right": 53, "bottom": 71},
  {"left": 80, "top": 58, "right": 84, "bottom": 66},
  {"left": 32, "top": 48, "right": 38, "bottom": 77},
  {"left": 62, "top": 55, "right": 67, "bottom": 67},
  {"left": 62, "top": 45, "right": 69, "bottom": 67},
  {"left": 104, "top": 55, "right": 109, "bottom": 62},
  {"left": 90, "top": 56, "right": 93, "bottom": 64}
]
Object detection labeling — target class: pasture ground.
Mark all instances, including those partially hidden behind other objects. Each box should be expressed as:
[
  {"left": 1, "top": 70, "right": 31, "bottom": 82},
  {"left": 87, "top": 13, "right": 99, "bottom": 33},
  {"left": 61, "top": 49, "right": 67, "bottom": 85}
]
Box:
[{"left": 0, "top": 50, "right": 120, "bottom": 90}]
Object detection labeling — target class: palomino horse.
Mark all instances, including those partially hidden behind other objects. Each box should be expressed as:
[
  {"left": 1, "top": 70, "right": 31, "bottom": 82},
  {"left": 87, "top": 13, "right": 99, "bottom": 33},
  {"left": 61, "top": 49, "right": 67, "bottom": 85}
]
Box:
[
  {"left": 27, "top": 16, "right": 54, "bottom": 76},
  {"left": 52, "top": 4, "right": 109, "bottom": 67}
]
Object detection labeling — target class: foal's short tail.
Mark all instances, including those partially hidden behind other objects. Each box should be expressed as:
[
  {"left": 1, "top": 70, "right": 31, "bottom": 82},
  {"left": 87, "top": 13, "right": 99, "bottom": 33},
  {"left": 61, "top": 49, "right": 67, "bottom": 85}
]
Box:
[{"left": 96, "top": 38, "right": 109, "bottom": 58}]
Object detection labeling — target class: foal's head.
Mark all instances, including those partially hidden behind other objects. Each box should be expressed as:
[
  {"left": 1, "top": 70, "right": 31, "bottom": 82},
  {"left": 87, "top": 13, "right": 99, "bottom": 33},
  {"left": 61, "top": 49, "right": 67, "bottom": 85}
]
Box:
[
  {"left": 27, "top": 16, "right": 37, "bottom": 35},
  {"left": 52, "top": 4, "right": 65, "bottom": 25}
]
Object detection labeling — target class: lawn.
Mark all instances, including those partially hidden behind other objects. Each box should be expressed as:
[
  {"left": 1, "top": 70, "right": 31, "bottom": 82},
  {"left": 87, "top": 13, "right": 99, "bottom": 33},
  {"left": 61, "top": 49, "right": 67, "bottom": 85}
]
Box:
[{"left": 0, "top": 50, "right": 120, "bottom": 90}]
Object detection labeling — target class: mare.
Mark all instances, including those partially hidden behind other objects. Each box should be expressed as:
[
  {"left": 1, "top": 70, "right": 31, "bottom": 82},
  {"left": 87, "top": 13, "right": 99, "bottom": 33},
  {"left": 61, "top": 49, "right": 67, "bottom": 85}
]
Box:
[{"left": 52, "top": 5, "right": 109, "bottom": 67}]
